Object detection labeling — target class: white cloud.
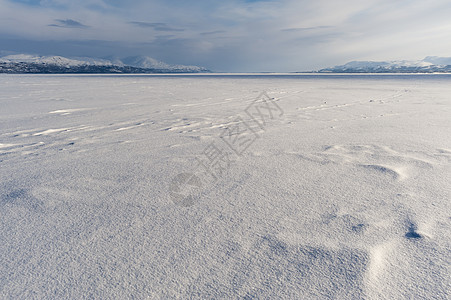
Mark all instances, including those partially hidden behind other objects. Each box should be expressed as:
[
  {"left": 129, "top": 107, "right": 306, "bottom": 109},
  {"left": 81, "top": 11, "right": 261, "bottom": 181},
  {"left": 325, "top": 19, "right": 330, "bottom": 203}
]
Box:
[{"left": 1, "top": 0, "right": 451, "bottom": 71}]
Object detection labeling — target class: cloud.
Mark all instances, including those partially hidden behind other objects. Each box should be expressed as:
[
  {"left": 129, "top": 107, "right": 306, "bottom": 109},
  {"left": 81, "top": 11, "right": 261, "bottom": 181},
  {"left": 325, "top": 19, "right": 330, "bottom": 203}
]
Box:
[
  {"left": 200, "top": 30, "right": 226, "bottom": 36},
  {"left": 48, "top": 19, "right": 88, "bottom": 28},
  {"left": 281, "top": 26, "right": 333, "bottom": 32},
  {"left": 1, "top": 0, "right": 451, "bottom": 71},
  {"left": 129, "top": 21, "right": 184, "bottom": 32}
]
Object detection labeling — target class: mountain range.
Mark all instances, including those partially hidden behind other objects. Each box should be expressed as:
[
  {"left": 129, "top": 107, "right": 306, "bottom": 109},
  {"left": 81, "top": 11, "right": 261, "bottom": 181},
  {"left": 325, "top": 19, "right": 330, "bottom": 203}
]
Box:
[
  {"left": 1, "top": 54, "right": 451, "bottom": 74},
  {"left": 318, "top": 56, "right": 451, "bottom": 73},
  {"left": 0, "top": 54, "right": 210, "bottom": 74}
]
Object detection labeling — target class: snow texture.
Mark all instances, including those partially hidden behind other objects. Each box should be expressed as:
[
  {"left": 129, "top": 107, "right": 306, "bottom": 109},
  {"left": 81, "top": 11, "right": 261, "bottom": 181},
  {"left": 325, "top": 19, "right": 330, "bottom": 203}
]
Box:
[{"left": 0, "top": 74, "right": 450, "bottom": 299}]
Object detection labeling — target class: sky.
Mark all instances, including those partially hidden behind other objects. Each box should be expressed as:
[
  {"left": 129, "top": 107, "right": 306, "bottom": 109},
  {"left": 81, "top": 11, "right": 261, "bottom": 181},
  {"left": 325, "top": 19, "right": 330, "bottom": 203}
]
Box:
[{"left": 1, "top": 0, "right": 451, "bottom": 72}]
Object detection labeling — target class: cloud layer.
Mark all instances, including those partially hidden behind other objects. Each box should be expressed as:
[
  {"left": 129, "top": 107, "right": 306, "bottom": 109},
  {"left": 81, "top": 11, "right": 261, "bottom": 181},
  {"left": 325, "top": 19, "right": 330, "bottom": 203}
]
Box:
[
  {"left": 1, "top": 0, "right": 451, "bottom": 71},
  {"left": 48, "top": 19, "right": 89, "bottom": 28}
]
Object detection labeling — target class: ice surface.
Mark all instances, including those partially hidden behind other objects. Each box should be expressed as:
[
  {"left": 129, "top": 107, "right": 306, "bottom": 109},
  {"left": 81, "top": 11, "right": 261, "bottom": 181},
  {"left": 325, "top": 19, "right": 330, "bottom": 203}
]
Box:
[{"left": 0, "top": 74, "right": 450, "bottom": 299}]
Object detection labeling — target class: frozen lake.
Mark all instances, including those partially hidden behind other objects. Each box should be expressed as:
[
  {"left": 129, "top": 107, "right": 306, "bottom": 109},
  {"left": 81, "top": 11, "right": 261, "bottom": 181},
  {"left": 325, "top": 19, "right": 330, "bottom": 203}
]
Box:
[{"left": 1, "top": 74, "right": 450, "bottom": 298}]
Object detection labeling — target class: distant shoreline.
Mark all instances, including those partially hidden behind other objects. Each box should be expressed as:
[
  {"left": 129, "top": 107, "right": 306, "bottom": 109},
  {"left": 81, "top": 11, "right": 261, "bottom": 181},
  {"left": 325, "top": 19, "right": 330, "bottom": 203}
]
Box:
[{"left": 2, "top": 72, "right": 451, "bottom": 76}]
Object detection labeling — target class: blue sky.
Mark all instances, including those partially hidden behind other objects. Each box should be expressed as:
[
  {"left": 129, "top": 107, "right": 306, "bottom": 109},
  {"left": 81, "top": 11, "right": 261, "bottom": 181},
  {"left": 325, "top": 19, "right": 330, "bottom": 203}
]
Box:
[{"left": 1, "top": 0, "right": 451, "bottom": 71}]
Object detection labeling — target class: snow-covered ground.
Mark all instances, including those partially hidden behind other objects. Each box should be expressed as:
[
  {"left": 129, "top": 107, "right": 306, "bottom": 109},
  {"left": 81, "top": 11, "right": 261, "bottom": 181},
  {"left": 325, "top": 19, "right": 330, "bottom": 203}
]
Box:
[{"left": 0, "top": 74, "right": 450, "bottom": 299}]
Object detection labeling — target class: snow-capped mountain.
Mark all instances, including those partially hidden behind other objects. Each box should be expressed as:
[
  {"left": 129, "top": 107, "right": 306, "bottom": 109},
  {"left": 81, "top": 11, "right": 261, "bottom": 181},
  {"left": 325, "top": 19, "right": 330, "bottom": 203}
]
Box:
[
  {"left": 0, "top": 54, "right": 209, "bottom": 73},
  {"left": 0, "top": 54, "right": 113, "bottom": 67},
  {"left": 122, "top": 56, "right": 208, "bottom": 72},
  {"left": 319, "top": 57, "right": 451, "bottom": 73},
  {"left": 422, "top": 56, "right": 451, "bottom": 65}
]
